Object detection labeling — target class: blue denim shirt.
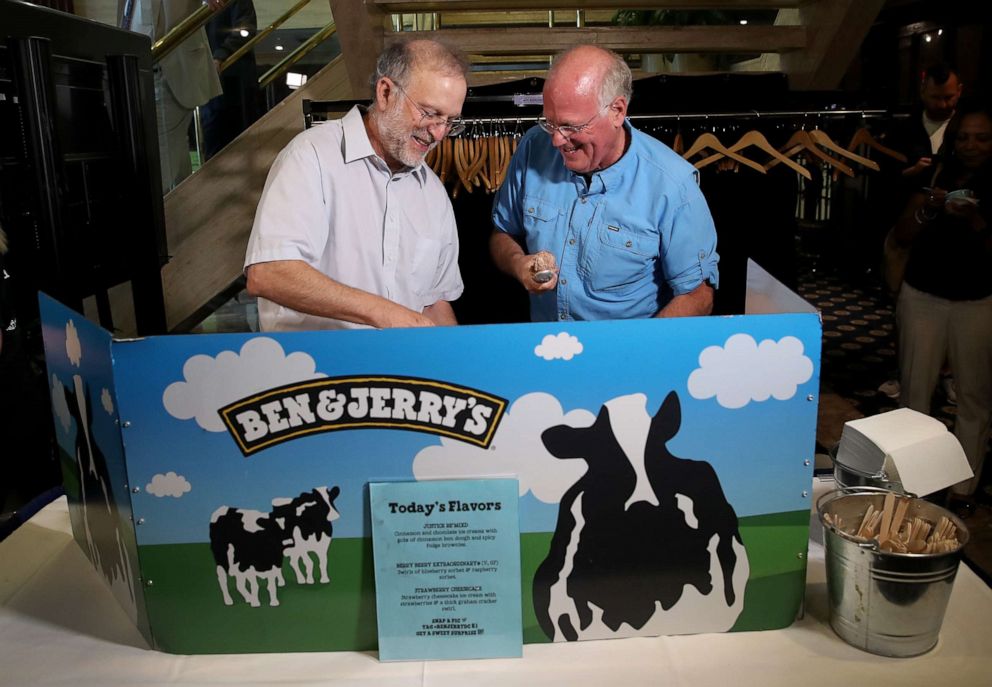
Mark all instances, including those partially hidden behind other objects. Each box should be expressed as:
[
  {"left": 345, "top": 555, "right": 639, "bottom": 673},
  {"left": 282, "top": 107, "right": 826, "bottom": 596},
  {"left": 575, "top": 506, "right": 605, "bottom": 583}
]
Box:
[{"left": 492, "top": 121, "right": 719, "bottom": 321}]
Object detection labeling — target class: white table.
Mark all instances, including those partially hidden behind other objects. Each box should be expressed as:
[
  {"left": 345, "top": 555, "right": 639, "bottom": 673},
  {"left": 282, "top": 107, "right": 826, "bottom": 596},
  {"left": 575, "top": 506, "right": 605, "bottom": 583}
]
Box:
[{"left": 2, "top": 485, "right": 991, "bottom": 687}]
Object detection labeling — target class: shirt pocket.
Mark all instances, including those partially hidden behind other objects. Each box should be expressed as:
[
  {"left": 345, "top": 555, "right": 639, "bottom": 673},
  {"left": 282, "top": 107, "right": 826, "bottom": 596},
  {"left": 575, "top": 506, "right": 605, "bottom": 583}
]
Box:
[
  {"left": 586, "top": 223, "right": 656, "bottom": 296},
  {"left": 408, "top": 235, "right": 443, "bottom": 297},
  {"left": 521, "top": 197, "right": 560, "bottom": 250}
]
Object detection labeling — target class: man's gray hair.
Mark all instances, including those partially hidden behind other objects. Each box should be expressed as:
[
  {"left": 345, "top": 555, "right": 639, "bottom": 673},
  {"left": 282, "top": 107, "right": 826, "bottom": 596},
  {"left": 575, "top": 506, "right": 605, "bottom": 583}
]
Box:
[
  {"left": 369, "top": 39, "right": 470, "bottom": 94},
  {"left": 549, "top": 46, "right": 633, "bottom": 109},
  {"left": 599, "top": 49, "right": 633, "bottom": 108}
]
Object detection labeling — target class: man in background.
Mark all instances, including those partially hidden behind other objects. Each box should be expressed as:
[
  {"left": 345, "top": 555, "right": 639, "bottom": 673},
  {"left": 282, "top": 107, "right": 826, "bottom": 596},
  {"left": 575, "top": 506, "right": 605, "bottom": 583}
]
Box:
[
  {"left": 120, "top": 0, "right": 224, "bottom": 191},
  {"left": 878, "top": 63, "right": 963, "bottom": 401},
  {"left": 898, "top": 63, "right": 963, "bottom": 183},
  {"left": 201, "top": 0, "right": 259, "bottom": 160}
]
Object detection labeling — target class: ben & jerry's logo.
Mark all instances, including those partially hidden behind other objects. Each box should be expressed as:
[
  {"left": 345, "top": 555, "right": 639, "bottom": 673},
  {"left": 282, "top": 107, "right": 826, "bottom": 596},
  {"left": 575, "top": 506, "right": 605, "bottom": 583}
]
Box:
[{"left": 218, "top": 375, "right": 507, "bottom": 456}]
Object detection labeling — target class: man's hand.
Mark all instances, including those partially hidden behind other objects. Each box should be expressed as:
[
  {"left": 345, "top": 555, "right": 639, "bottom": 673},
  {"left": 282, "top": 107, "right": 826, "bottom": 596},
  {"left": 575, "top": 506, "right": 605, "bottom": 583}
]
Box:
[
  {"left": 513, "top": 250, "right": 558, "bottom": 293},
  {"left": 490, "top": 232, "right": 559, "bottom": 294},
  {"left": 902, "top": 157, "right": 932, "bottom": 177},
  {"left": 375, "top": 303, "right": 436, "bottom": 328}
]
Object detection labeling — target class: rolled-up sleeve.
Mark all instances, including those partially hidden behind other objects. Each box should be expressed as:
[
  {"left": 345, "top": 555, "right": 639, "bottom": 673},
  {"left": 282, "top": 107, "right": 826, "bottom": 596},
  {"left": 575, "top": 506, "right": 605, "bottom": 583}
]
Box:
[{"left": 661, "top": 179, "right": 720, "bottom": 295}]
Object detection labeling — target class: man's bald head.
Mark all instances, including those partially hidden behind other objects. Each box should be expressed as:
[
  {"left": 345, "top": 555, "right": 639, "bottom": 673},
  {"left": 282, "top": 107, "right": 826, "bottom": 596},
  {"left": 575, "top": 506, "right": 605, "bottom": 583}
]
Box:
[{"left": 546, "top": 45, "right": 632, "bottom": 109}]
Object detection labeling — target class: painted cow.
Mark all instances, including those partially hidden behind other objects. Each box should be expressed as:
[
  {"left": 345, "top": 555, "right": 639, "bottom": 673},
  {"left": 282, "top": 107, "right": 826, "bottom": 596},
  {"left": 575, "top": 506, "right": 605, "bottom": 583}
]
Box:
[
  {"left": 209, "top": 485, "right": 341, "bottom": 607},
  {"left": 533, "top": 391, "right": 749, "bottom": 642},
  {"left": 64, "top": 376, "right": 136, "bottom": 612},
  {"left": 270, "top": 486, "right": 341, "bottom": 585},
  {"left": 209, "top": 506, "right": 287, "bottom": 607}
]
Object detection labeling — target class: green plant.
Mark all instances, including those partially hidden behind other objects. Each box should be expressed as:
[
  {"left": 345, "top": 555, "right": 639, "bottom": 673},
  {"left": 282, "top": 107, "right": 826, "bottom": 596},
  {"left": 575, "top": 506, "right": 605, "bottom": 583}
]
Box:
[
  {"left": 611, "top": 9, "right": 735, "bottom": 70},
  {"left": 611, "top": 9, "right": 731, "bottom": 26}
]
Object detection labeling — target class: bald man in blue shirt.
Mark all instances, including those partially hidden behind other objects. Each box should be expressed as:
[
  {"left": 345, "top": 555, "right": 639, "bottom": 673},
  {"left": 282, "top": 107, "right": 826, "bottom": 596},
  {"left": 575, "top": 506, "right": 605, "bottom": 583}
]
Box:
[{"left": 491, "top": 45, "right": 719, "bottom": 321}]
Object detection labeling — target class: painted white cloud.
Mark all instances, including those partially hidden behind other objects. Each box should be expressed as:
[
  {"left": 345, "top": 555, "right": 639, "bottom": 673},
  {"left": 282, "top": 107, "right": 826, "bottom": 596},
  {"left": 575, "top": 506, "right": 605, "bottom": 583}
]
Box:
[
  {"left": 101, "top": 388, "right": 114, "bottom": 415},
  {"left": 687, "top": 333, "right": 813, "bottom": 409},
  {"left": 535, "top": 332, "right": 584, "bottom": 361},
  {"left": 51, "top": 374, "right": 72, "bottom": 432},
  {"left": 162, "top": 337, "right": 325, "bottom": 432},
  {"left": 413, "top": 392, "right": 593, "bottom": 504},
  {"left": 66, "top": 320, "right": 82, "bottom": 367},
  {"left": 146, "top": 471, "right": 191, "bottom": 498}
]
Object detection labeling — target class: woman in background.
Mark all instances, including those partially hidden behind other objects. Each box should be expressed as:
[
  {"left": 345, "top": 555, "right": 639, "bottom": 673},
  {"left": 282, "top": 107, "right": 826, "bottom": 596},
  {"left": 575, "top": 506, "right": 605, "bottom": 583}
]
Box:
[{"left": 892, "top": 99, "right": 992, "bottom": 507}]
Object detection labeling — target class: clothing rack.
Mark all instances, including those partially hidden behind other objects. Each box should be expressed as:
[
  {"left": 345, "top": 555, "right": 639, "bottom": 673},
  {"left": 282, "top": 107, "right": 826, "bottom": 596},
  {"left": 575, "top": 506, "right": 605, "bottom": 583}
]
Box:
[
  {"left": 453, "top": 109, "right": 896, "bottom": 126},
  {"left": 303, "top": 98, "right": 903, "bottom": 129}
]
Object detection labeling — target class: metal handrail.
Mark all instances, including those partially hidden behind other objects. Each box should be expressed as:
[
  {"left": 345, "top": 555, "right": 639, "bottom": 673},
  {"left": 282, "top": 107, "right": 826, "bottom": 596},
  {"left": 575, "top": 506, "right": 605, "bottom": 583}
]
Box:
[
  {"left": 219, "top": 0, "right": 313, "bottom": 74},
  {"left": 151, "top": 0, "right": 231, "bottom": 63},
  {"left": 258, "top": 21, "right": 336, "bottom": 89}
]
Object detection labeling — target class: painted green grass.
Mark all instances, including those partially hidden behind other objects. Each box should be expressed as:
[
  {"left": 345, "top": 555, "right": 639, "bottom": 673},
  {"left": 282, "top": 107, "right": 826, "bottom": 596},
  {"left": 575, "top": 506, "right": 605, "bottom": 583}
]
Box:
[{"left": 139, "top": 510, "right": 809, "bottom": 653}]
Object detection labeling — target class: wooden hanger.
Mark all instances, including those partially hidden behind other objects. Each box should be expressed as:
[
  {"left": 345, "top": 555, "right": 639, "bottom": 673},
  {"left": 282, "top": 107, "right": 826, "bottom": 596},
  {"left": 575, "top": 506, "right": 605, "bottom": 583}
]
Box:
[
  {"left": 808, "top": 128, "right": 880, "bottom": 171},
  {"left": 847, "top": 127, "right": 908, "bottom": 163},
  {"left": 767, "top": 129, "right": 855, "bottom": 177},
  {"left": 453, "top": 136, "right": 473, "bottom": 197},
  {"left": 696, "top": 129, "right": 812, "bottom": 180},
  {"left": 441, "top": 136, "right": 453, "bottom": 184},
  {"left": 670, "top": 116, "right": 685, "bottom": 155},
  {"left": 682, "top": 132, "right": 767, "bottom": 174}
]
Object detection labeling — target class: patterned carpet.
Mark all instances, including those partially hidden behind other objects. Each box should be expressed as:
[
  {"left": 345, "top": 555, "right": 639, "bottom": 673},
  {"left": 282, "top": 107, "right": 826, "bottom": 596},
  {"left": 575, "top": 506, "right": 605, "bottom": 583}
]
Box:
[{"left": 796, "top": 260, "right": 960, "bottom": 447}]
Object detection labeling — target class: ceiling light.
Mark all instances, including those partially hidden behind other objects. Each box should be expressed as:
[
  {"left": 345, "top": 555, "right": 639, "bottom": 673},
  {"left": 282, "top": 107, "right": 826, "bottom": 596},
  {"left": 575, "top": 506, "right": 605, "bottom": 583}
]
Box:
[
  {"left": 275, "top": 43, "right": 284, "bottom": 51},
  {"left": 286, "top": 72, "right": 307, "bottom": 89},
  {"left": 739, "top": 19, "right": 748, "bottom": 25},
  {"left": 938, "top": 29, "right": 943, "bottom": 36},
  {"left": 239, "top": 29, "right": 249, "bottom": 37}
]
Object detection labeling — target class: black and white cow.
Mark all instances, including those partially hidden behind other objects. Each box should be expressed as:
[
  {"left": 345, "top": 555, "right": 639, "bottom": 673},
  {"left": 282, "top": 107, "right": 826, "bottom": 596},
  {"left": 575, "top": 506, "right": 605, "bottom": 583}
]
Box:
[
  {"left": 64, "top": 375, "right": 136, "bottom": 614},
  {"left": 533, "top": 391, "right": 749, "bottom": 642},
  {"left": 209, "top": 506, "right": 287, "bottom": 607},
  {"left": 270, "top": 486, "right": 341, "bottom": 585},
  {"left": 209, "top": 486, "right": 341, "bottom": 607}
]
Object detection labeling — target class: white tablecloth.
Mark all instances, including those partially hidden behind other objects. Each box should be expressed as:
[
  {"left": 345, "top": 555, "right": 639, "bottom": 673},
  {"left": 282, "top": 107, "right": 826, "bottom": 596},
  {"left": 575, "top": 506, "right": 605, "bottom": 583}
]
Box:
[{"left": 2, "top": 484, "right": 991, "bottom": 686}]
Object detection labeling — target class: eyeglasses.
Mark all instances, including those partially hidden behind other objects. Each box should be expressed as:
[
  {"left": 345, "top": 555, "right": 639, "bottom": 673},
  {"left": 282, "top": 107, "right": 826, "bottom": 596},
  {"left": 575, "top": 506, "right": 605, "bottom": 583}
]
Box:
[
  {"left": 537, "top": 104, "right": 610, "bottom": 139},
  {"left": 391, "top": 80, "right": 466, "bottom": 137}
]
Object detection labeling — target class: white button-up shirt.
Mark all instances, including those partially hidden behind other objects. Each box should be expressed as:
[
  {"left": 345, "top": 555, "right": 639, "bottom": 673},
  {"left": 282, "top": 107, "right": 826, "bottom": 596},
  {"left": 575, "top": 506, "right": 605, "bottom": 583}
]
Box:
[{"left": 245, "top": 106, "right": 464, "bottom": 331}]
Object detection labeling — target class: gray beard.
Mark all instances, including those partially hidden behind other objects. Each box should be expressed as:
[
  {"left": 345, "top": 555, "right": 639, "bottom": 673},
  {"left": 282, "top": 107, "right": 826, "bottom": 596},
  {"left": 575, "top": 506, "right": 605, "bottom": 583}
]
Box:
[{"left": 376, "top": 105, "right": 434, "bottom": 170}]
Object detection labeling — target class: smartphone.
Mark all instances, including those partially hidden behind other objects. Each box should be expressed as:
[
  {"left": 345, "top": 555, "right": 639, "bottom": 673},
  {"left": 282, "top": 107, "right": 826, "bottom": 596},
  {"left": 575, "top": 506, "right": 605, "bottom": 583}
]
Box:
[{"left": 533, "top": 270, "right": 555, "bottom": 284}]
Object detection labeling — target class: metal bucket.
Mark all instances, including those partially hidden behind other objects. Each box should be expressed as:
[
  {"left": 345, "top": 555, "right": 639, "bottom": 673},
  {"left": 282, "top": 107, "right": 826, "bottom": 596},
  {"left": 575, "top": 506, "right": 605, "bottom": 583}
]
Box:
[
  {"left": 831, "top": 450, "right": 947, "bottom": 504},
  {"left": 832, "top": 459, "right": 901, "bottom": 491},
  {"left": 817, "top": 487, "right": 970, "bottom": 657}
]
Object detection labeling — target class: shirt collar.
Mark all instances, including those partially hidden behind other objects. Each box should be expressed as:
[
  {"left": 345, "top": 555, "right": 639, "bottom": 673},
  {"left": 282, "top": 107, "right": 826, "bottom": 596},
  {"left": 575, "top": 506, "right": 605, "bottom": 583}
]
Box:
[
  {"left": 341, "top": 105, "right": 428, "bottom": 186},
  {"left": 571, "top": 119, "right": 635, "bottom": 194}
]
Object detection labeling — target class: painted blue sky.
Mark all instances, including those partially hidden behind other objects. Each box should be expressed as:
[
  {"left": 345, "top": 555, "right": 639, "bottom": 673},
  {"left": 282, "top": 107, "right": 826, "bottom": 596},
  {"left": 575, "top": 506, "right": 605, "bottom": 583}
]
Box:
[{"left": 41, "top": 296, "right": 821, "bottom": 547}]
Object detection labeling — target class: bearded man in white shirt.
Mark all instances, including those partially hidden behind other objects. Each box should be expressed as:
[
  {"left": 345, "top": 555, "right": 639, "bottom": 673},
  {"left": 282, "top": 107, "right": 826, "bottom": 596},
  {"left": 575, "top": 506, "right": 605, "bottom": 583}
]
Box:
[{"left": 245, "top": 40, "right": 469, "bottom": 331}]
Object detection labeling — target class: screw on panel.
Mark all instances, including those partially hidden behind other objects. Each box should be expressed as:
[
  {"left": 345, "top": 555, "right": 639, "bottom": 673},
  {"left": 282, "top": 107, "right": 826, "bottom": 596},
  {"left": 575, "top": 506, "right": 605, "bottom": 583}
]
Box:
[
  {"left": 806, "top": 394, "right": 815, "bottom": 401},
  {"left": 801, "top": 491, "right": 809, "bottom": 498},
  {"left": 137, "top": 518, "right": 146, "bottom": 525},
  {"left": 132, "top": 486, "right": 141, "bottom": 493},
  {"left": 122, "top": 421, "right": 132, "bottom": 428},
  {"left": 797, "top": 552, "right": 805, "bottom": 560},
  {"left": 803, "top": 459, "right": 811, "bottom": 467},
  {"left": 145, "top": 579, "right": 154, "bottom": 587}
]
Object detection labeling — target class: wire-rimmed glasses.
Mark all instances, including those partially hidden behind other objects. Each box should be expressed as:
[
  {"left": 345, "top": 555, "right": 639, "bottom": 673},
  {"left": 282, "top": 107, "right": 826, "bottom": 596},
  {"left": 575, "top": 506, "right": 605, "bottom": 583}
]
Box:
[
  {"left": 391, "top": 80, "right": 466, "bottom": 137},
  {"left": 537, "top": 104, "right": 610, "bottom": 139}
]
